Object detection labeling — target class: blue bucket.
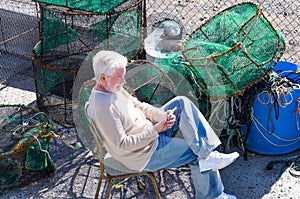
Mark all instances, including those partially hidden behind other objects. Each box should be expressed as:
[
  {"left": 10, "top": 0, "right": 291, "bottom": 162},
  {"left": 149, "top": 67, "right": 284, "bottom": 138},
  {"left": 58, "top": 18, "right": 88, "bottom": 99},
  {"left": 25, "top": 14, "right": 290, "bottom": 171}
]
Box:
[
  {"left": 241, "top": 89, "right": 300, "bottom": 155},
  {"left": 274, "top": 61, "right": 300, "bottom": 84},
  {"left": 273, "top": 61, "right": 298, "bottom": 77}
]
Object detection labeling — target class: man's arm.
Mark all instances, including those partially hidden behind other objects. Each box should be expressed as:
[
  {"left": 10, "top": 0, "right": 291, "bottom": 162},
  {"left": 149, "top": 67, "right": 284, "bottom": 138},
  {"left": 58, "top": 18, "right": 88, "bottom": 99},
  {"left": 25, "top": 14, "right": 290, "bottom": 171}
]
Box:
[
  {"left": 93, "top": 102, "right": 159, "bottom": 152},
  {"left": 130, "top": 94, "right": 165, "bottom": 122}
]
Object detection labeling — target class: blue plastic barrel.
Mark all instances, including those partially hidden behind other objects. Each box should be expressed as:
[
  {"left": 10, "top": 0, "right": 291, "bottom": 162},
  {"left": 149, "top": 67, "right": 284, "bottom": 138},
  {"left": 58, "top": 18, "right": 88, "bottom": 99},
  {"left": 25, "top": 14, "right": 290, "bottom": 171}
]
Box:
[
  {"left": 273, "top": 61, "right": 298, "bottom": 77},
  {"left": 242, "top": 89, "right": 300, "bottom": 155}
]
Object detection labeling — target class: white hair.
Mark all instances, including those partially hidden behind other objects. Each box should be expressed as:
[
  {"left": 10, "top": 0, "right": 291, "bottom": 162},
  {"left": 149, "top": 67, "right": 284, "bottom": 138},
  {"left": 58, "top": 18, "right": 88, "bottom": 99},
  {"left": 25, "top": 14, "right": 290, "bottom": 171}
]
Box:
[{"left": 92, "top": 50, "right": 128, "bottom": 81}]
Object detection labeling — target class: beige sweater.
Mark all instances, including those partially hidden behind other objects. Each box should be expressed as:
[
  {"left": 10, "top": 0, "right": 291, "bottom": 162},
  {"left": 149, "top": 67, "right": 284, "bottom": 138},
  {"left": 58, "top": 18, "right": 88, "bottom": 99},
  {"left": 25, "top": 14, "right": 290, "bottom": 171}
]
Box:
[{"left": 87, "top": 87, "right": 165, "bottom": 171}]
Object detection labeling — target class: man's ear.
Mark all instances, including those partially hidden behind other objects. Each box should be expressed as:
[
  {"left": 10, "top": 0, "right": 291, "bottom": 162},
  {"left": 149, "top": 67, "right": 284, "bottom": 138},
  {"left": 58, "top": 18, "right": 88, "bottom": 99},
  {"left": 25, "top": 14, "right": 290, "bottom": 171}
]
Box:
[{"left": 100, "top": 73, "right": 106, "bottom": 81}]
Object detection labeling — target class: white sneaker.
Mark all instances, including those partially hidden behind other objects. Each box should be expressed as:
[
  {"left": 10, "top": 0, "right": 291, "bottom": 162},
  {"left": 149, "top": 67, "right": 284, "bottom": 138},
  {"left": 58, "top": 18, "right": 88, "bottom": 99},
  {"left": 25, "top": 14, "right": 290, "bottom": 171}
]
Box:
[
  {"left": 215, "top": 192, "right": 237, "bottom": 199},
  {"left": 199, "top": 151, "right": 239, "bottom": 172}
]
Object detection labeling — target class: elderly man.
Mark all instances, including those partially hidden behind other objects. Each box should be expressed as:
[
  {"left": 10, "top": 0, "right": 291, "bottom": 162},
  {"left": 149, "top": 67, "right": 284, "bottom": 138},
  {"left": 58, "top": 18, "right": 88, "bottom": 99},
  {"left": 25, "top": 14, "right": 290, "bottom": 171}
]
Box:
[{"left": 86, "top": 50, "right": 239, "bottom": 199}]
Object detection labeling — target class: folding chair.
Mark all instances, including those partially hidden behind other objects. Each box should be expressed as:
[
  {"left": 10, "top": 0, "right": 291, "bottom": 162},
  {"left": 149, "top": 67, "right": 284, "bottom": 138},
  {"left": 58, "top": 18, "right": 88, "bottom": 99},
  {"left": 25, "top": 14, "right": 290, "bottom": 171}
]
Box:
[{"left": 78, "top": 79, "right": 162, "bottom": 199}]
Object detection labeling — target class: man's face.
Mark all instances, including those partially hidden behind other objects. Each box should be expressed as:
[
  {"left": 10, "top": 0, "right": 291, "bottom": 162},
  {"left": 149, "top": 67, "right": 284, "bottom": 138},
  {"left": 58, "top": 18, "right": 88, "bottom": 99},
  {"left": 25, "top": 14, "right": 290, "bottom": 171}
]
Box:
[{"left": 105, "top": 67, "right": 126, "bottom": 93}]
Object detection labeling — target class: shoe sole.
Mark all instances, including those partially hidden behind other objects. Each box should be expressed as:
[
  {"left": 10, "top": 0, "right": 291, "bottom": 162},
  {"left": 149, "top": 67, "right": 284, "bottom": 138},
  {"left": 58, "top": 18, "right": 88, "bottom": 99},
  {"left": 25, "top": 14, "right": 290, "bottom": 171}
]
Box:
[
  {"left": 212, "top": 155, "right": 239, "bottom": 171},
  {"left": 200, "top": 153, "right": 239, "bottom": 173}
]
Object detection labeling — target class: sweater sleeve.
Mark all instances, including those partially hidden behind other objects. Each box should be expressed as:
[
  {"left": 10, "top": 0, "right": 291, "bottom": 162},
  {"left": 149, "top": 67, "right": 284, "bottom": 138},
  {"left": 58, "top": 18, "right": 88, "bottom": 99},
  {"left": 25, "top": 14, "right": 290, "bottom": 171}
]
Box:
[
  {"left": 94, "top": 97, "right": 159, "bottom": 152},
  {"left": 129, "top": 94, "right": 165, "bottom": 122}
]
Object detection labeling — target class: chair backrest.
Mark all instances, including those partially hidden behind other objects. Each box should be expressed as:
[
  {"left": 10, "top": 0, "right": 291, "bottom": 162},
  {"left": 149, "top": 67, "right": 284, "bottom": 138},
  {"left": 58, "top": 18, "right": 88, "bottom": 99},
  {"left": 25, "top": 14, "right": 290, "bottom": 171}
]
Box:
[
  {"left": 85, "top": 100, "right": 144, "bottom": 176},
  {"left": 78, "top": 79, "right": 139, "bottom": 175},
  {"left": 76, "top": 79, "right": 109, "bottom": 177},
  {"left": 84, "top": 102, "right": 106, "bottom": 161},
  {"left": 77, "top": 79, "right": 104, "bottom": 159}
]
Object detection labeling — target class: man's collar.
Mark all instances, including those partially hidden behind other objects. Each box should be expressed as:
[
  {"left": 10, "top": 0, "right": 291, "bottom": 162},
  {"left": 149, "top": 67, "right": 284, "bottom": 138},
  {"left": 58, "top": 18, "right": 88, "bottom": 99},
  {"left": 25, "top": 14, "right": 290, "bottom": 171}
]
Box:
[{"left": 94, "top": 89, "right": 112, "bottom": 95}]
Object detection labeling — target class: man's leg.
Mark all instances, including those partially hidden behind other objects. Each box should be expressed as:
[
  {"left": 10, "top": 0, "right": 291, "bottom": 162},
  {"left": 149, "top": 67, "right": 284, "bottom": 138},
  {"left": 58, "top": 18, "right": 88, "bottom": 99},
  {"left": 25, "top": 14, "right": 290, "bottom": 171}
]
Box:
[
  {"left": 162, "top": 96, "right": 221, "bottom": 158},
  {"left": 144, "top": 135, "right": 224, "bottom": 199},
  {"left": 162, "top": 96, "right": 239, "bottom": 172},
  {"left": 190, "top": 163, "right": 224, "bottom": 199}
]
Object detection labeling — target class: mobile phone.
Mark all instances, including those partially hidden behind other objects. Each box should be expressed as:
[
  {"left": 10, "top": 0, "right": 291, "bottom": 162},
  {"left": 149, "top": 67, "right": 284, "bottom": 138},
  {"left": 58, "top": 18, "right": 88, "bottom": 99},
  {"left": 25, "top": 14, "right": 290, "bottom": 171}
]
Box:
[{"left": 167, "top": 107, "right": 177, "bottom": 119}]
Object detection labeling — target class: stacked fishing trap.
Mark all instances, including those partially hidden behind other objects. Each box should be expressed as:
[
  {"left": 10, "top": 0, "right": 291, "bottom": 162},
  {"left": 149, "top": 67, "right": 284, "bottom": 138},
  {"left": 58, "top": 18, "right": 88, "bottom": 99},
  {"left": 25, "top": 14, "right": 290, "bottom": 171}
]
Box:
[
  {"left": 174, "top": 2, "right": 285, "bottom": 98},
  {"left": 32, "top": 0, "right": 145, "bottom": 124}
]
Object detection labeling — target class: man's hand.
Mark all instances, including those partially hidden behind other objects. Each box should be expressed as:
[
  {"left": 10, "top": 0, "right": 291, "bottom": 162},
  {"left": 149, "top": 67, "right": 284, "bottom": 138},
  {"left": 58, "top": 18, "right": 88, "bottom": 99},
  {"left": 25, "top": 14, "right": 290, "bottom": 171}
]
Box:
[{"left": 154, "top": 108, "right": 176, "bottom": 133}]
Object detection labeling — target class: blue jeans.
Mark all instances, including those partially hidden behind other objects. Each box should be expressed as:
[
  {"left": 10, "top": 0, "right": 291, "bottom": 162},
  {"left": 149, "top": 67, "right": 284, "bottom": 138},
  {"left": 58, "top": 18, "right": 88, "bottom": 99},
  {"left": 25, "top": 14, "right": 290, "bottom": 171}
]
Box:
[{"left": 144, "top": 96, "right": 224, "bottom": 199}]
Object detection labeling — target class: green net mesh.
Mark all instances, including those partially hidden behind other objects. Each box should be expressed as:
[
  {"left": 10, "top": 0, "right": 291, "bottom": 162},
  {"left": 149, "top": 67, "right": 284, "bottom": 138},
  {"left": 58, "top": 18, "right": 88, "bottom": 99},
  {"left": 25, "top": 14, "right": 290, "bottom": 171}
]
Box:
[
  {"left": 33, "top": 0, "right": 143, "bottom": 59},
  {"left": 90, "top": 8, "right": 142, "bottom": 57},
  {"left": 32, "top": 0, "right": 143, "bottom": 124},
  {"left": 125, "top": 60, "right": 177, "bottom": 106},
  {"left": 153, "top": 54, "right": 210, "bottom": 116},
  {"left": 76, "top": 79, "right": 97, "bottom": 154},
  {"left": 32, "top": 0, "right": 130, "bottom": 15},
  {"left": 181, "top": 2, "right": 285, "bottom": 98},
  {"left": 0, "top": 104, "right": 55, "bottom": 191}
]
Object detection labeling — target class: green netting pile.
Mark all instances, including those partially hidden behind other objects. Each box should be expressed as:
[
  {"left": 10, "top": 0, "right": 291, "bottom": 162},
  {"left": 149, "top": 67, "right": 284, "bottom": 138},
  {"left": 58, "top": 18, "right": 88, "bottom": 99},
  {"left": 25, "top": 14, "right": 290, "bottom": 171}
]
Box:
[
  {"left": 181, "top": 2, "right": 285, "bottom": 97},
  {"left": 0, "top": 104, "right": 55, "bottom": 191},
  {"left": 153, "top": 54, "right": 210, "bottom": 115},
  {"left": 32, "top": 0, "right": 143, "bottom": 124}
]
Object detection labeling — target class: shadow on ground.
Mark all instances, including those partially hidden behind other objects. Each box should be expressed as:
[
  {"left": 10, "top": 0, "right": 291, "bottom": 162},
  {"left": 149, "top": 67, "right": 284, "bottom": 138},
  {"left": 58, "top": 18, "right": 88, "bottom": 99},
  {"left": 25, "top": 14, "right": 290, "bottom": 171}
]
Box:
[{"left": 1, "top": 124, "right": 299, "bottom": 199}]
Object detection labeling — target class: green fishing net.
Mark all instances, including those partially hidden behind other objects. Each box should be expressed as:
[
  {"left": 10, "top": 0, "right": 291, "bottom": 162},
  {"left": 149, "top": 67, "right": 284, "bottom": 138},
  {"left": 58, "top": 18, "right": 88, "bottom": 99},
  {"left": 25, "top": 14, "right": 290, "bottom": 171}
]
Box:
[
  {"left": 32, "top": 0, "right": 130, "bottom": 14},
  {"left": 0, "top": 105, "right": 55, "bottom": 191},
  {"left": 181, "top": 2, "right": 285, "bottom": 97},
  {"left": 154, "top": 55, "right": 210, "bottom": 116},
  {"left": 76, "top": 79, "right": 97, "bottom": 154},
  {"left": 125, "top": 60, "right": 177, "bottom": 106}
]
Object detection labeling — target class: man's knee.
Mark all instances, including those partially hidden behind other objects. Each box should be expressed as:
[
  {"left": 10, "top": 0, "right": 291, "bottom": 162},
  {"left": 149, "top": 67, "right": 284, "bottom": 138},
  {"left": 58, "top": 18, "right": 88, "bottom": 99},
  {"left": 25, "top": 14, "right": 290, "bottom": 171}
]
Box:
[
  {"left": 174, "top": 96, "right": 191, "bottom": 105},
  {"left": 166, "top": 96, "right": 193, "bottom": 111}
]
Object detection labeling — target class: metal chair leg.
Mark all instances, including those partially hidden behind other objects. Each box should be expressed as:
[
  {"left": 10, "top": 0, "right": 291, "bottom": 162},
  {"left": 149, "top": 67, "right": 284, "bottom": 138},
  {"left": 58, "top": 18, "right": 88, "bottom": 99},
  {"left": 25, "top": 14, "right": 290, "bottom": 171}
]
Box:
[
  {"left": 105, "top": 178, "right": 114, "bottom": 199},
  {"left": 147, "top": 172, "right": 161, "bottom": 199},
  {"left": 94, "top": 173, "right": 102, "bottom": 199}
]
